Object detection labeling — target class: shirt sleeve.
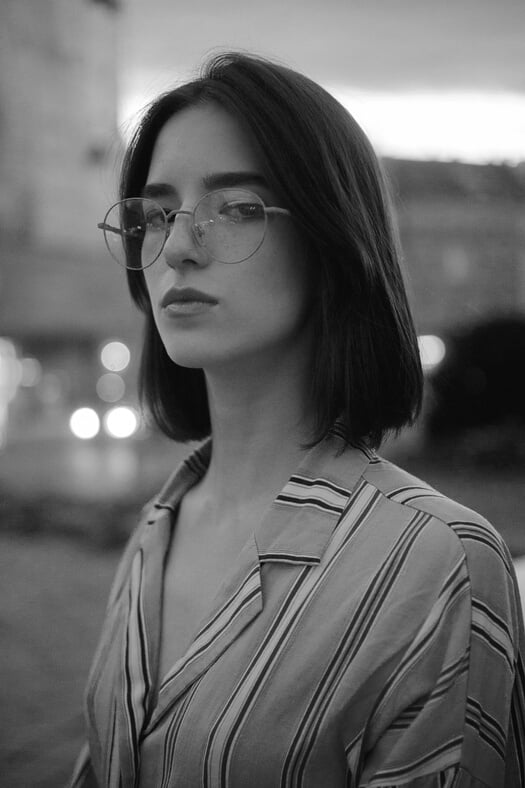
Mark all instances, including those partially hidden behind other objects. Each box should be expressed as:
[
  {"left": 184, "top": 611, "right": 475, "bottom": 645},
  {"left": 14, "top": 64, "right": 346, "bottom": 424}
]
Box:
[
  {"left": 67, "top": 502, "right": 156, "bottom": 788},
  {"left": 67, "top": 742, "right": 99, "bottom": 788},
  {"left": 354, "top": 520, "right": 525, "bottom": 788}
]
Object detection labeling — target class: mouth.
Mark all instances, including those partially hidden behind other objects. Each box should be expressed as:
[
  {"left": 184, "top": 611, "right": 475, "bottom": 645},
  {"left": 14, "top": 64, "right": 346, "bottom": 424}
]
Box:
[{"left": 160, "top": 287, "right": 218, "bottom": 315}]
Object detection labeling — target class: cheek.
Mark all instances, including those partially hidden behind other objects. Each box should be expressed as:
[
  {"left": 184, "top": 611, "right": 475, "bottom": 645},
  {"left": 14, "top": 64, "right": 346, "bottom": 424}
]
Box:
[
  {"left": 265, "top": 237, "right": 316, "bottom": 316},
  {"left": 236, "top": 247, "right": 315, "bottom": 332}
]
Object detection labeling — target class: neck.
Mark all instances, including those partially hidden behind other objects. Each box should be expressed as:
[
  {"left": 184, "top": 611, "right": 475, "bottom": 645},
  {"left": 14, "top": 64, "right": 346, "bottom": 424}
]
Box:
[{"left": 199, "top": 349, "right": 315, "bottom": 511}]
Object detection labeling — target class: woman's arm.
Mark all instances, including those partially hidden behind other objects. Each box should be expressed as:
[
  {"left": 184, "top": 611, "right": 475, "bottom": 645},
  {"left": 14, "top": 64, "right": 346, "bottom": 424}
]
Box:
[{"left": 351, "top": 523, "right": 525, "bottom": 787}]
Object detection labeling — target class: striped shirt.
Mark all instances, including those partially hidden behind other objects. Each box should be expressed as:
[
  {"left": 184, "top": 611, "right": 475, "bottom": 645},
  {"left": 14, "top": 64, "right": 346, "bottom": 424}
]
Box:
[{"left": 70, "top": 425, "right": 525, "bottom": 787}]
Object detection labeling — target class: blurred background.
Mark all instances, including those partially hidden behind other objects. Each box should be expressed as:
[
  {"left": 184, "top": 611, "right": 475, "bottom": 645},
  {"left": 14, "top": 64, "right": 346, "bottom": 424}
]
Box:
[{"left": 0, "top": 0, "right": 524, "bottom": 785}]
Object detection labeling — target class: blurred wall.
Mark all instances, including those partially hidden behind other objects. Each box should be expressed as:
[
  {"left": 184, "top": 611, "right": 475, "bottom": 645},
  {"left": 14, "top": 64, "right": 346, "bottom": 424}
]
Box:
[
  {"left": 387, "top": 158, "right": 525, "bottom": 334},
  {"left": 0, "top": 0, "right": 137, "bottom": 342},
  {"left": 0, "top": 1, "right": 523, "bottom": 413}
]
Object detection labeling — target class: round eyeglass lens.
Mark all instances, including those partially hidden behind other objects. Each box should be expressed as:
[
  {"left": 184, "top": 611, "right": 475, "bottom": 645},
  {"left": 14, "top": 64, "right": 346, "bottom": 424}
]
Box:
[
  {"left": 101, "top": 198, "right": 167, "bottom": 270},
  {"left": 193, "top": 189, "right": 267, "bottom": 264}
]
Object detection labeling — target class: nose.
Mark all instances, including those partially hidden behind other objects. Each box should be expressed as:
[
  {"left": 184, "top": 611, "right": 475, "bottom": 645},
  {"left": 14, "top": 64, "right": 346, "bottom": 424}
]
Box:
[{"left": 162, "top": 210, "right": 209, "bottom": 269}]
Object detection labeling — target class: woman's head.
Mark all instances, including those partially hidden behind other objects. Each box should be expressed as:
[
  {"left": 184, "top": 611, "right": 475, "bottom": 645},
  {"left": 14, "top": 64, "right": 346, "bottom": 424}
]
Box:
[
  {"left": 139, "top": 101, "right": 317, "bottom": 402},
  {"left": 120, "top": 51, "right": 423, "bottom": 448}
]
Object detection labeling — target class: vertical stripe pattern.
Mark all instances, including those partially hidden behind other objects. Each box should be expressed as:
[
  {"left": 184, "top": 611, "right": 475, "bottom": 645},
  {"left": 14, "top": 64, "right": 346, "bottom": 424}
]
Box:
[{"left": 70, "top": 432, "right": 525, "bottom": 787}]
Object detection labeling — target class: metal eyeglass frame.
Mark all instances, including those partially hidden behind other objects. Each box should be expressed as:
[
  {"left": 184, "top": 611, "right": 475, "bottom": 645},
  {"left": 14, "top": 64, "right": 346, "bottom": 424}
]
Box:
[{"left": 97, "top": 188, "right": 292, "bottom": 268}]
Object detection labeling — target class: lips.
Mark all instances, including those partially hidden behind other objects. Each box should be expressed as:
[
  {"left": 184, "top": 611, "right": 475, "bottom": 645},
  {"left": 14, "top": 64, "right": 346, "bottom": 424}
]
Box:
[{"left": 160, "top": 287, "right": 218, "bottom": 309}]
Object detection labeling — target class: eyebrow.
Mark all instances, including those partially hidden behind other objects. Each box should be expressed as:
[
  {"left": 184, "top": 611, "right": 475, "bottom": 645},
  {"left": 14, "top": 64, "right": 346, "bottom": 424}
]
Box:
[
  {"left": 202, "top": 171, "right": 269, "bottom": 190},
  {"left": 141, "top": 171, "right": 269, "bottom": 199},
  {"left": 141, "top": 183, "right": 176, "bottom": 199}
]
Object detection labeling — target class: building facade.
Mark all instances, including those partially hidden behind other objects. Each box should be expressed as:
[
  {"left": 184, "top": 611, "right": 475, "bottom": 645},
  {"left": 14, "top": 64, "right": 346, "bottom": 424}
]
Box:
[{"left": 0, "top": 0, "right": 133, "bottom": 341}]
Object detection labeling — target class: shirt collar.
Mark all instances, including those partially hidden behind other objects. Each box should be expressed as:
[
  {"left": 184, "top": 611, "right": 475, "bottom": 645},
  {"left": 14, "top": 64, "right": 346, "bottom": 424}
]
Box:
[{"left": 150, "top": 424, "right": 375, "bottom": 565}]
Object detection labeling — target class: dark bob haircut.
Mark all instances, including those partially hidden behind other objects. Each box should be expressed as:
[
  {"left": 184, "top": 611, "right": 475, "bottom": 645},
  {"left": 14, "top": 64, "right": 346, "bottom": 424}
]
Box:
[{"left": 120, "top": 51, "right": 423, "bottom": 449}]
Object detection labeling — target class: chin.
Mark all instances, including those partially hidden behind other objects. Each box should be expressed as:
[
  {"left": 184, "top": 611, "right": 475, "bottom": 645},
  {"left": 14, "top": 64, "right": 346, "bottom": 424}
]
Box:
[
  {"left": 162, "top": 337, "right": 223, "bottom": 370},
  {"left": 163, "top": 336, "right": 253, "bottom": 373},
  {"left": 156, "top": 322, "right": 216, "bottom": 369},
  {"left": 165, "top": 346, "right": 210, "bottom": 369}
]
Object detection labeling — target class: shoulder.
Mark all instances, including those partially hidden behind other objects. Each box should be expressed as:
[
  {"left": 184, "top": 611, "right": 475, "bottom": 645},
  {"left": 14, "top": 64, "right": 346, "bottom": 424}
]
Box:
[
  {"left": 298, "top": 436, "right": 510, "bottom": 584},
  {"left": 317, "top": 437, "right": 516, "bottom": 599},
  {"left": 327, "top": 448, "right": 524, "bottom": 677},
  {"left": 105, "top": 442, "right": 211, "bottom": 608},
  {"left": 362, "top": 454, "right": 510, "bottom": 558},
  {"left": 354, "top": 454, "right": 519, "bottom": 620}
]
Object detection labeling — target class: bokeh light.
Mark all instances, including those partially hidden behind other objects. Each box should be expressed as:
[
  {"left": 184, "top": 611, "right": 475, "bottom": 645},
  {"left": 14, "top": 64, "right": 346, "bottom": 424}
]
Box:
[
  {"left": 96, "top": 372, "right": 126, "bottom": 403},
  {"left": 100, "top": 341, "right": 130, "bottom": 372},
  {"left": 418, "top": 335, "right": 446, "bottom": 371},
  {"left": 69, "top": 407, "right": 100, "bottom": 439},
  {"left": 103, "top": 406, "right": 138, "bottom": 439}
]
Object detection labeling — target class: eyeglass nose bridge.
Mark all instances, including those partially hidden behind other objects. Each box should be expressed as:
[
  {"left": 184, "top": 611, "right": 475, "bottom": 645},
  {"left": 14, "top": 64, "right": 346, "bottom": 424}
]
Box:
[{"left": 163, "top": 208, "right": 206, "bottom": 250}]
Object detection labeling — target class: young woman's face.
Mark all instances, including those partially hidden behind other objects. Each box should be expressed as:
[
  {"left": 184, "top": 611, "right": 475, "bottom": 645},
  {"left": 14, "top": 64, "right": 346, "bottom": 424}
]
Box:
[{"left": 142, "top": 102, "right": 316, "bottom": 373}]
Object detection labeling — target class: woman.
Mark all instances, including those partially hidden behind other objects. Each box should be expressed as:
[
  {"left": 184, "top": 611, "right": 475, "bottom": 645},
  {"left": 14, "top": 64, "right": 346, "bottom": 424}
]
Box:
[{"left": 71, "top": 53, "right": 525, "bottom": 787}]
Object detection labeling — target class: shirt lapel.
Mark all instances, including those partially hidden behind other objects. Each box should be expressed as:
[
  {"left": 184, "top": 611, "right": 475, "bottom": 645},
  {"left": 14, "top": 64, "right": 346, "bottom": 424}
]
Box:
[
  {"left": 146, "top": 531, "right": 263, "bottom": 732},
  {"left": 142, "top": 426, "right": 374, "bottom": 735},
  {"left": 255, "top": 427, "right": 373, "bottom": 565}
]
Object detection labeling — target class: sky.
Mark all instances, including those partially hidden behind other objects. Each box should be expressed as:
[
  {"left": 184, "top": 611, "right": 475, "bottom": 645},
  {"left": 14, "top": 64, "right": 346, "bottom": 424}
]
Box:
[{"left": 118, "top": 0, "right": 525, "bottom": 163}]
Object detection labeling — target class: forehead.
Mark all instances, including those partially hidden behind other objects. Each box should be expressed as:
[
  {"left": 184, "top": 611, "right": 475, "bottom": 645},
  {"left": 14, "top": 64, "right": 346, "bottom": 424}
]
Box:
[{"left": 146, "top": 103, "right": 263, "bottom": 187}]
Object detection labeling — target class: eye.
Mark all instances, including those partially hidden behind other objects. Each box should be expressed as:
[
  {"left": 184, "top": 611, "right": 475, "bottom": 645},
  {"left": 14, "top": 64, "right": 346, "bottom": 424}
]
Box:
[
  {"left": 121, "top": 209, "right": 147, "bottom": 240},
  {"left": 144, "top": 206, "right": 166, "bottom": 230},
  {"left": 123, "top": 224, "right": 146, "bottom": 240},
  {"left": 219, "top": 200, "right": 265, "bottom": 221}
]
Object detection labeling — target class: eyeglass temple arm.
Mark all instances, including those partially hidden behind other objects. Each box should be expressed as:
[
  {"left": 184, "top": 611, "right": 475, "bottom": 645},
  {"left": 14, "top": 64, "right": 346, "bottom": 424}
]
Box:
[
  {"left": 97, "top": 222, "right": 142, "bottom": 238},
  {"left": 97, "top": 222, "right": 124, "bottom": 236}
]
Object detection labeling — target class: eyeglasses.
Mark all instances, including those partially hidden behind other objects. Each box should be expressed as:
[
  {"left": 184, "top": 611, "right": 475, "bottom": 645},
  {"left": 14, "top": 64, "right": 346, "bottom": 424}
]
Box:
[{"left": 97, "top": 188, "right": 292, "bottom": 269}]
